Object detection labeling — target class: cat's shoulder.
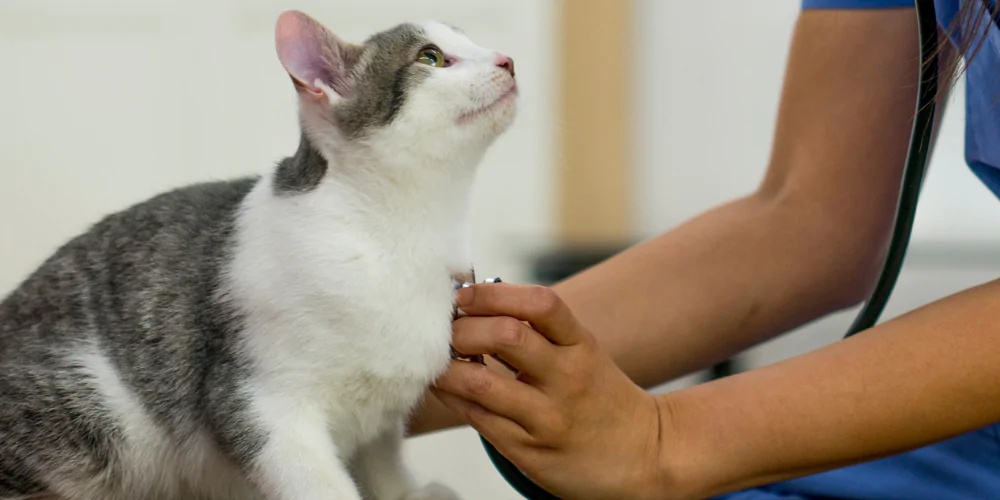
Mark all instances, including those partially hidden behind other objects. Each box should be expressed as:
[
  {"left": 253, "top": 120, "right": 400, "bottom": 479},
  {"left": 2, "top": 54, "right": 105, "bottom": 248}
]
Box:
[
  {"left": 119, "top": 176, "right": 261, "bottom": 221},
  {"left": 2, "top": 176, "right": 262, "bottom": 297},
  {"left": 72, "top": 176, "right": 259, "bottom": 237}
]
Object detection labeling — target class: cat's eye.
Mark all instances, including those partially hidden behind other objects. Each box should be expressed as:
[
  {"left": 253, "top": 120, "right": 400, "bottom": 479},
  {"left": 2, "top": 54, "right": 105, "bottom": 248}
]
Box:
[{"left": 416, "top": 47, "right": 446, "bottom": 68}]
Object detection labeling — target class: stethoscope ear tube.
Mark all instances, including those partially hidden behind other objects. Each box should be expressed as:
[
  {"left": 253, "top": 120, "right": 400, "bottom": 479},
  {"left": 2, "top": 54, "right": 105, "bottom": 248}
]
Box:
[
  {"left": 482, "top": 1, "right": 941, "bottom": 497},
  {"left": 844, "top": 0, "right": 939, "bottom": 338}
]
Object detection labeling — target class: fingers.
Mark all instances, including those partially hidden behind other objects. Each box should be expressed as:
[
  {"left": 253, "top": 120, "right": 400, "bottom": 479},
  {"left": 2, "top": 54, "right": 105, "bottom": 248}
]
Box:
[
  {"left": 435, "top": 360, "right": 548, "bottom": 429},
  {"left": 452, "top": 315, "right": 557, "bottom": 377},
  {"left": 430, "top": 387, "right": 533, "bottom": 446},
  {"left": 455, "top": 283, "right": 585, "bottom": 346}
]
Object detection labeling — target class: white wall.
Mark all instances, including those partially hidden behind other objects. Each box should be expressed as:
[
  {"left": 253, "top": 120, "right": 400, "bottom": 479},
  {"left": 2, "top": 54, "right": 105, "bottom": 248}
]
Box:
[
  {"left": 633, "top": 0, "right": 801, "bottom": 236},
  {"left": 633, "top": 0, "right": 1000, "bottom": 243},
  {"left": 0, "top": 1, "right": 555, "bottom": 498}
]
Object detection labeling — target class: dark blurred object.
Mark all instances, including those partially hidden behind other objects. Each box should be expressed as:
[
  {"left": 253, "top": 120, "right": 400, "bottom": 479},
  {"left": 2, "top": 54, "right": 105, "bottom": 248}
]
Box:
[
  {"left": 529, "top": 243, "right": 628, "bottom": 285},
  {"left": 528, "top": 243, "right": 742, "bottom": 382}
]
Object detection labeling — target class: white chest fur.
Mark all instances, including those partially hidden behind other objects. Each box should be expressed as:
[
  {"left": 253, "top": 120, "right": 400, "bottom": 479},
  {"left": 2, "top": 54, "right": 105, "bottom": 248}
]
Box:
[{"left": 225, "top": 173, "right": 469, "bottom": 456}]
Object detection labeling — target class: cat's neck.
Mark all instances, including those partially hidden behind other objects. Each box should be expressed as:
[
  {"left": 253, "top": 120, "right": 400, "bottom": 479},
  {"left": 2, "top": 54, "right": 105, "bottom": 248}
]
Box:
[
  {"left": 264, "top": 133, "right": 477, "bottom": 259},
  {"left": 275, "top": 133, "right": 479, "bottom": 206}
]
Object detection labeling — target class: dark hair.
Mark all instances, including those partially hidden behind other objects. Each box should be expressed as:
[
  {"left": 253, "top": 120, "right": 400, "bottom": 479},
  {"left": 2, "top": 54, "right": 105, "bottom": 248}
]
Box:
[{"left": 939, "top": 0, "right": 999, "bottom": 89}]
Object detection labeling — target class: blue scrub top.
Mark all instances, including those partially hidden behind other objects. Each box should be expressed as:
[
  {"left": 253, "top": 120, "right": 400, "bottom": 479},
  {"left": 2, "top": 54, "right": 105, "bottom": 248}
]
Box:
[{"left": 713, "top": 1, "right": 1000, "bottom": 499}]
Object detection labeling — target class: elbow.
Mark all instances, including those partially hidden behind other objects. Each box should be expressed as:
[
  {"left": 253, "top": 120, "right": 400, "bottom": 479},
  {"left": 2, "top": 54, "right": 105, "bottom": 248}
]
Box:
[
  {"left": 751, "top": 188, "right": 892, "bottom": 316},
  {"left": 827, "top": 252, "right": 885, "bottom": 312},
  {"left": 811, "top": 220, "right": 891, "bottom": 314}
]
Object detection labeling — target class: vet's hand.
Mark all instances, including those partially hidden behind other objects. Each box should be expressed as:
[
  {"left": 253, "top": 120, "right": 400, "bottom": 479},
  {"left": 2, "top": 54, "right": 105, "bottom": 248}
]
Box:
[{"left": 433, "top": 283, "right": 666, "bottom": 500}]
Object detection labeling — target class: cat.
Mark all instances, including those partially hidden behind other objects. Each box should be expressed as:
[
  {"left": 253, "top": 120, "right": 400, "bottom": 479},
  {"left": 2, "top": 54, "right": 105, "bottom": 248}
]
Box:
[{"left": 0, "top": 10, "right": 517, "bottom": 500}]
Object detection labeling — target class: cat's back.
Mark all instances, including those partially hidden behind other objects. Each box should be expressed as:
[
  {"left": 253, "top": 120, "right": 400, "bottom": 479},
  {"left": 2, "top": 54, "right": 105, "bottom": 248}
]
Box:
[{"left": 0, "top": 176, "right": 259, "bottom": 345}]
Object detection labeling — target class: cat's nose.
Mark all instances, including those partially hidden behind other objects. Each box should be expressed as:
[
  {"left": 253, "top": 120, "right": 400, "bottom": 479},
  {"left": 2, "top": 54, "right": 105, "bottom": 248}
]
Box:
[{"left": 496, "top": 55, "right": 515, "bottom": 77}]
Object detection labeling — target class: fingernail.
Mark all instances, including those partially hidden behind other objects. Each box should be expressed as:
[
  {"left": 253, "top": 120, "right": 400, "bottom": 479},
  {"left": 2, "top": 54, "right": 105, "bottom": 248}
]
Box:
[{"left": 456, "top": 286, "right": 474, "bottom": 307}]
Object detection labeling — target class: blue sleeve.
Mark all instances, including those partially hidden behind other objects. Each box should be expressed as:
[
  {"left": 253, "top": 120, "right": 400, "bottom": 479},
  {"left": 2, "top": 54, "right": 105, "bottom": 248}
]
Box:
[{"left": 802, "top": 0, "right": 913, "bottom": 7}]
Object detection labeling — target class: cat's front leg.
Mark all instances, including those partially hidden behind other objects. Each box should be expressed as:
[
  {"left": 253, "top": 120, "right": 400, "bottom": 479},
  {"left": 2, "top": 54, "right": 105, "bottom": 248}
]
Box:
[
  {"left": 353, "top": 420, "right": 461, "bottom": 500},
  {"left": 236, "top": 403, "right": 363, "bottom": 500}
]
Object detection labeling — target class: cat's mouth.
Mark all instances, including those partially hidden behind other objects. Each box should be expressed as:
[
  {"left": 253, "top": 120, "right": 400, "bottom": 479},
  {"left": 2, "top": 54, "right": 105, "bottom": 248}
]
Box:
[{"left": 457, "top": 83, "right": 518, "bottom": 124}]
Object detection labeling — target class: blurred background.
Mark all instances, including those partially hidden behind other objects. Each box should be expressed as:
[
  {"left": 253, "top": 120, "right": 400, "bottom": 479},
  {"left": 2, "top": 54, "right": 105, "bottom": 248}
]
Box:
[{"left": 2, "top": 1, "right": 1000, "bottom": 498}]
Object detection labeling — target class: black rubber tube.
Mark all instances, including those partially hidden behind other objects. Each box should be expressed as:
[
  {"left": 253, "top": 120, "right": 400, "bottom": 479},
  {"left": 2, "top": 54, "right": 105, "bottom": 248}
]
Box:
[
  {"left": 480, "top": 434, "right": 559, "bottom": 499},
  {"left": 845, "top": 0, "right": 939, "bottom": 337},
  {"left": 481, "top": 0, "right": 941, "bottom": 496}
]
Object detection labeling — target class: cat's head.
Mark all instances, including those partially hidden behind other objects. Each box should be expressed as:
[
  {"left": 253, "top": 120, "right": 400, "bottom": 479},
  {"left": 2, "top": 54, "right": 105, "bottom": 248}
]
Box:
[{"left": 275, "top": 11, "right": 517, "bottom": 165}]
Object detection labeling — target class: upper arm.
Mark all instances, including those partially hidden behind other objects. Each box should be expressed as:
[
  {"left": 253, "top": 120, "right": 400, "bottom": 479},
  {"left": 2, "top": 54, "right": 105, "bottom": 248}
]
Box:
[{"left": 759, "top": 6, "right": 940, "bottom": 260}]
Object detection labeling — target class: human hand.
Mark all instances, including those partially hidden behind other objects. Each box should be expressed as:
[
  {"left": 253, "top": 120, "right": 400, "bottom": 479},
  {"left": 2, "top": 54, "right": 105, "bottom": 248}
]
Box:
[{"left": 432, "top": 283, "right": 670, "bottom": 500}]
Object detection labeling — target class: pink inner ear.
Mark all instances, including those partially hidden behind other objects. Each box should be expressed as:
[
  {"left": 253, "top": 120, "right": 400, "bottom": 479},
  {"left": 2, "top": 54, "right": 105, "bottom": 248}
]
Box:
[{"left": 275, "top": 11, "right": 343, "bottom": 95}]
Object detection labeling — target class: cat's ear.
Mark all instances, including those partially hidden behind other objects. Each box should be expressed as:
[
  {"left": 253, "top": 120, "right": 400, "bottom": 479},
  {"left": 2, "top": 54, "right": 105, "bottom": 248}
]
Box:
[{"left": 275, "top": 10, "right": 361, "bottom": 103}]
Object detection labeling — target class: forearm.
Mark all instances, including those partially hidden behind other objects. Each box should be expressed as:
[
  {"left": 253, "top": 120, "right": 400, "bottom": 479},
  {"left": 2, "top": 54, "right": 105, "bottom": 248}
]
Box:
[
  {"left": 662, "top": 278, "right": 1000, "bottom": 498},
  {"left": 552, "top": 191, "right": 880, "bottom": 388}
]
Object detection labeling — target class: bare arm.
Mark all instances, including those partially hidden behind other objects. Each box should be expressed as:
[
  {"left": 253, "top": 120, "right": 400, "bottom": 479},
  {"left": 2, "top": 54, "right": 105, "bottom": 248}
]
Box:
[
  {"left": 666, "top": 277, "right": 1000, "bottom": 497},
  {"left": 555, "top": 7, "right": 927, "bottom": 386},
  {"left": 410, "top": 7, "right": 926, "bottom": 435}
]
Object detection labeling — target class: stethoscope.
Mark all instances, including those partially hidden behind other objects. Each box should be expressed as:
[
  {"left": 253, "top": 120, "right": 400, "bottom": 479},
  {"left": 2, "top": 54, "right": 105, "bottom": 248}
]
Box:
[{"left": 471, "top": 0, "right": 943, "bottom": 497}]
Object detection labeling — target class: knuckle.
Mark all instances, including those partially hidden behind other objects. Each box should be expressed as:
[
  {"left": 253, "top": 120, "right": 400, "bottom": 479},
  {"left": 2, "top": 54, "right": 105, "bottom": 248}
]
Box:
[
  {"left": 576, "top": 336, "right": 599, "bottom": 357},
  {"left": 494, "top": 317, "right": 526, "bottom": 350},
  {"left": 465, "top": 369, "right": 493, "bottom": 396},
  {"left": 557, "top": 360, "right": 589, "bottom": 396},
  {"left": 552, "top": 353, "right": 579, "bottom": 379},
  {"left": 528, "top": 285, "right": 561, "bottom": 315}
]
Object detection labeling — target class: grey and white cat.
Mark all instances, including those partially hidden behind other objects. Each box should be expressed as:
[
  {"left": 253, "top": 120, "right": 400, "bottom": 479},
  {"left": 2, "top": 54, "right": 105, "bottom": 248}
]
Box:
[{"left": 0, "top": 10, "right": 517, "bottom": 500}]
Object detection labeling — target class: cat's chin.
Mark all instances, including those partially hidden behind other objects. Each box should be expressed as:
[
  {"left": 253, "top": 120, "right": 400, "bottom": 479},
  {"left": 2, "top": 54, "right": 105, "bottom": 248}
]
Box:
[
  {"left": 461, "top": 102, "right": 517, "bottom": 145},
  {"left": 458, "top": 85, "right": 518, "bottom": 126},
  {"left": 486, "top": 101, "right": 518, "bottom": 136}
]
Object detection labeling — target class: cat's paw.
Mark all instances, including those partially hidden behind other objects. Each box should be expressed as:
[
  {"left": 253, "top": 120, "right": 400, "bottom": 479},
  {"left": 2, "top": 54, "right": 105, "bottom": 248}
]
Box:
[{"left": 402, "top": 482, "right": 462, "bottom": 500}]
